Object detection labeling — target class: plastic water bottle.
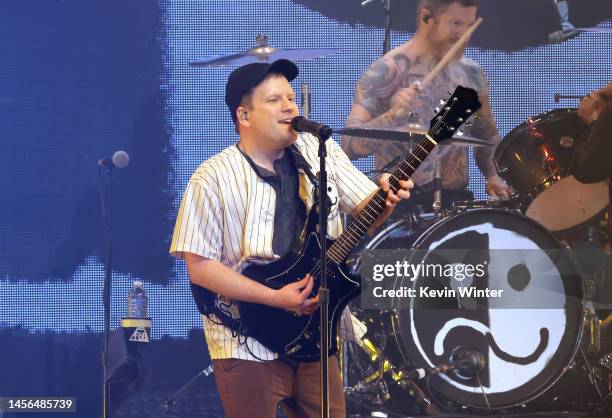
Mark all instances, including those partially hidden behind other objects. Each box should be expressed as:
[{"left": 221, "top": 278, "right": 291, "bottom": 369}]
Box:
[{"left": 127, "top": 280, "right": 148, "bottom": 318}]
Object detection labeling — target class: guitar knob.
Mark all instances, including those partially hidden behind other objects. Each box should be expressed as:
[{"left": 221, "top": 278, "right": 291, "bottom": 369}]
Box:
[{"left": 285, "top": 344, "right": 301, "bottom": 356}]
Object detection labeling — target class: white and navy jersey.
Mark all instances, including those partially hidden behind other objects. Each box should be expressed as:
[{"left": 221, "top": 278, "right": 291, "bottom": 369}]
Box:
[{"left": 170, "top": 132, "right": 378, "bottom": 360}]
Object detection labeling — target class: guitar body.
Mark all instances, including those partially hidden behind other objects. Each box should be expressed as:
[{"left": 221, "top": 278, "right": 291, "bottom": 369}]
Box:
[{"left": 239, "top": 209, "right": 360, "bottom": 362}]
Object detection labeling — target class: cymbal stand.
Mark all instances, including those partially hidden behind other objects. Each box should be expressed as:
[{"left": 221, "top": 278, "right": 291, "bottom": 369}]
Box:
[{"left": 383, "top": 0, "right": 392, "bottom": 55}]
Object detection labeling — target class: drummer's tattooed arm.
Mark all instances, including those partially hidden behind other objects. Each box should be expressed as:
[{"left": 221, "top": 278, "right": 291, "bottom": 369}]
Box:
[
  {"left": 469, "top": 69, "right": 501, "bottom": 178},
  {"left": 342, "top": 54, "right": 422, "bottom": 159}
]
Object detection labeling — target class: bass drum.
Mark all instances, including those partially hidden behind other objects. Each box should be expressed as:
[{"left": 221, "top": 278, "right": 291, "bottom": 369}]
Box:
[{"left": 363, "top": 209, "right": 583, "bottom": 411}]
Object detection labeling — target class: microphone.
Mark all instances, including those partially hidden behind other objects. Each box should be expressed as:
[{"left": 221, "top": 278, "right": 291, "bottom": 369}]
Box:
[
  {"left": 99, "top": 150, "right": 130, "bottom": 169},
  {"left": 548, "top": 29, "right": 580, "bottom": 44},
  {"left": 400, "top": 349, "right": 485, "bottom": 382},
  {"left": 402, "top": 364, "right": 450, "bottom": 381},
  {"left": 291, "top": 116, "right": 333, "bottom": 139},
  {"left": 450, "top": 348, "right": 485, "bottom": 377}
]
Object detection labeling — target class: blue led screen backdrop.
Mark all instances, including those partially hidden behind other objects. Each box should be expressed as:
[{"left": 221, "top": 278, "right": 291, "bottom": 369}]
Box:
[{"left": 0, "top": 0, "right": 610, "bottom": 340}]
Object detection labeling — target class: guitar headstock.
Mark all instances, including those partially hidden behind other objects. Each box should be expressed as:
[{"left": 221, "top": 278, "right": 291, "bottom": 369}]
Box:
[{"left": 429, "top": 86, "right": 481, "bottom": 142}]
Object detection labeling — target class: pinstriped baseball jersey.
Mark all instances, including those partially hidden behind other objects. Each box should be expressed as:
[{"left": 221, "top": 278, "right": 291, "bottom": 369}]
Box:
[{"left": 170, "top": 132, "right": 377, "bottom": 360}]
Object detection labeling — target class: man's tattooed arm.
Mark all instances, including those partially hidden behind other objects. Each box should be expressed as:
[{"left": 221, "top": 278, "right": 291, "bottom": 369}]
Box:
[
  {"left": 469, "top": 69, "right": 500, "bottom": 178},
  {"left": 342, "top": 54, "right": 417, "bottom": 159}
]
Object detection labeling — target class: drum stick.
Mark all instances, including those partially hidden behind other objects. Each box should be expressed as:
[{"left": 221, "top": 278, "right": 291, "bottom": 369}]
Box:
[{"left": 420, "top": 17, "right": 483, "bottom": 89}]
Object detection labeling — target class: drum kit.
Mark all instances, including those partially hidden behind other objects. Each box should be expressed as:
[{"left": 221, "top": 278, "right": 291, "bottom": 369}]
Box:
[
  {"left": 192, "top": 36, "right": 611, "bottom": 416},
  {"left": 342, "top": 108, "right": 611, "bottom": 417}
]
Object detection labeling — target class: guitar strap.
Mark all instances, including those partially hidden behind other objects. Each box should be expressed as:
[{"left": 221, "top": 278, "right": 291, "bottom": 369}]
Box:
[
  {"left": 288, "top": 144, "right": 319, "bottom": 187},
  {"left": 288, "top": 144, "right": 337, "bottom": 211}
]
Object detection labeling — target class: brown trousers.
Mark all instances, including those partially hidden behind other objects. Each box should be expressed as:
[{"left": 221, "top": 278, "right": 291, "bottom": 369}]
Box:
[{"left": 212, "top": 356, "right": 346, "bottom": 418}]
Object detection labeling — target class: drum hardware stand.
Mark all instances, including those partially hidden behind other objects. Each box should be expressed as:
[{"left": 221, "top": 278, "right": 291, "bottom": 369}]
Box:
[
  {"left": 150, "top": 364, "right": 214, "bottom": 418},
  {"left": 579, "top": 347, "right": 606, "bottom": 401},
  {"left": 346, "top": 329, "right": 437, "bottom": 415},
  {"left": 301, "top": 83, "right": 311, "bottom": 119},
  {"left": 600, "top": 353, "right": 612, "bottom": 372},
  {"left": 360, "top": 0, "right": 394, "bottom": 55},
  {"left": 583, "top": 302, "right": 602, "bottom": 354},
  {"left": 583, "top": 269, "right": 601, "bottom": 349},
  {"left": 350, "top": 324, "right": 391, "bottom": 406},
  {"left": 375, "top": 333, "right": 391, "bottom": 405},
  {"left": 600, "top": 352, "right": 612, "bottom": 404},
  {"left": 432, "top": 159, "right": 443, "bottom": 214}
]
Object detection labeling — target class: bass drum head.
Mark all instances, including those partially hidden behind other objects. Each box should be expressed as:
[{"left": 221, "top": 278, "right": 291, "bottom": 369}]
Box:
[{"left": 388, "top": 209, "right": 583, "bottom": 410}]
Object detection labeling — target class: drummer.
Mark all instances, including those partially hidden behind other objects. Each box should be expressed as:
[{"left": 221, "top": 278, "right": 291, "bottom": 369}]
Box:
[
  {"left": 342, "top": 0, "right": 509, "bottom": 212},
  {"left": 572, "top": 82, "right": 612, "bottom": 249}
]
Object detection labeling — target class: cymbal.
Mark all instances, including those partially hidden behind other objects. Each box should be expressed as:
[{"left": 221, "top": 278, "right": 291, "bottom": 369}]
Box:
[
  {"left": 336, "top": 127, "right": 492, "bottom": 147},
  {"left": 190, "top": 34, "right": 338, "bottom": 67}
]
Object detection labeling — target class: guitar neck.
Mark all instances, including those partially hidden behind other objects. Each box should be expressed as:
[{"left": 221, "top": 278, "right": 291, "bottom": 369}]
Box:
[{"left": 327, "top": 134, "right": 438, "bottom": 264}]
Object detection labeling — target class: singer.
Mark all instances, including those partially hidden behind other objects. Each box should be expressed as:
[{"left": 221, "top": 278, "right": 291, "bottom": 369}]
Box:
[
  {"left": 169, "top": 59, "right": 412, "bottom": 418},
  {"left": 342, "top": 0, "right": 509, "bottom": 212}
]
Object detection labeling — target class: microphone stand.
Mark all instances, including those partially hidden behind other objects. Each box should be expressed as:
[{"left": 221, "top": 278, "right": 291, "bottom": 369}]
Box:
[
  {"left": 317, "top": 128, "right": 332, "bottom": 418},
  {"left": 383, "top": 0, "right": 392, "bottom": 54},
  {"left": 98, "top": 162, "right": 114, "bottom": 418}
]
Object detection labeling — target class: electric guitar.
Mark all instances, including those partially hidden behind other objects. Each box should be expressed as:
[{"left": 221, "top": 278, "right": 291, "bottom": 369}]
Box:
[{"left": 213, "top": 86, "right": 481, "bottom": 361}]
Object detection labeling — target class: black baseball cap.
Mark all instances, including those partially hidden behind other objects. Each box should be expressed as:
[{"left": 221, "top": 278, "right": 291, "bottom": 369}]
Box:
[{"left": 225, "top": 59, "right": 299, "bottom": 122}]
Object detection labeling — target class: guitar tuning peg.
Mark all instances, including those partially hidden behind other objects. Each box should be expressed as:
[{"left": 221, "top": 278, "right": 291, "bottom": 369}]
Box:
[
  {"left": 464, "top": 121, "right": 473, "bottom": 128},
  {"left": 447, "top": 91, "right": 453, "bottom": 96},
  {"left": 439, "top": 99, "right": 446, "bottom": 105},
  {"left": 434, "top": 107, "right": 441, "bottom": 114}
]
